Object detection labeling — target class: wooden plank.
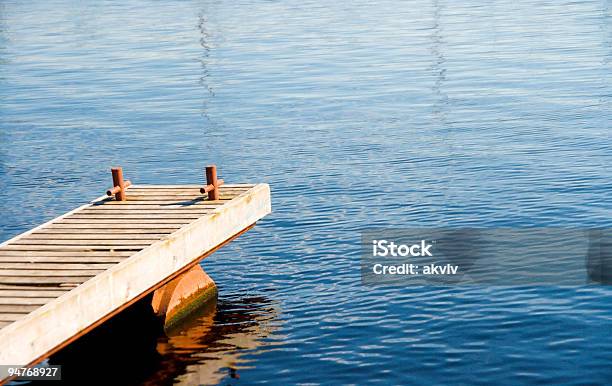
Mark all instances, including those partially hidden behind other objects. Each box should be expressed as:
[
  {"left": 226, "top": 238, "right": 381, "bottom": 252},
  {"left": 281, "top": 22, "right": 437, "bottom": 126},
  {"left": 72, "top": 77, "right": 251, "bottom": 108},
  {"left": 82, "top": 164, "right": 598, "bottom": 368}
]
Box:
[
  {"left": 0, "top": 200, "right": 101, "bottom": 249},
  {"left": 95, "top": 197, "right": 208, "bottom": 202},
  {"left": 0, "top": 251, "right": 132, "bottom": 257},
  {"left": 71, "top": 211, "right": 211, "bottom": 215},
  {"left": 124, "top": 192, "right": 249, "bottom": 196},
  {"left": 9, "top": 240, "right": 157, "bottom": 246},
  {"left": 0, "top": 298, "right": 54, "bottom": 306},
  {"left": 0, "top": 256, "right": 124, "bottom": 264},
  {"left": 0, "top": 246, "right": 145, "bottom": 251},
  {"left": 0, "top": 285, "right": 66, "bottom": 290},
  {"left": 125, "top": 188, "right": 250, "bottom": 194},
  {"left": 66, "top": 214, "right": 203, "bottom": 220},
  {"left": 127, "top": 185, "right": 203, "bottom": 189},
  {"left": 122, "top": 196, "right": 240, "bottom": 201},
  {"left": 0, "top": 321, "right": 11, "bottom": 328},
  {"left": 71, "top": 210, "right": 212, "bottom": 215},
  {"left": 0, "top": 305, "right": 39, "bottom": 313},
  {"left": 120, "top": 198, "right": 210, "bottom": 201},
  {"left": 127, "top": 193, "right": 241, "bottom": 197},
  {"left": 83, "top": 203, "right": 214, "bottom": 208},
  {"left": 91, "top": 202, "right": 224, "bottom": 208},
  {"left": 0, "top": 269, "right": 105, "bottom": 277},
  {"left": 0, "top": 276, "right": 92, "bottom": 284},
  {"left": 23, "top": 234, "right": 168, "bottom": 240},
  {"left": 56, "top": 219, "right": 192, "bottom": 224},
  {"left": 127, "top": 186, "right": 251, "bottom": 191},
  {"left": 0, "top": 183, "right": 271, "bottom": 368},
  {"left": 31, "top": 228, "right": 177, "bottom": 234},
  {"left": 128, "top": 184, "right": 255, "bottom": 189},
  {"left": 1, "top": 263, "right": 115, "bottom": 270},
  {"left": 75, "top": 210, "right": 213, "bottom": 216},
  {"left": 0, "top": 314, "right": 24, "bottom": 322},
  {"left": 126, "top": 191, "right": 204, "bottom": 193},
  {"left": 123, "top": 191, "right": 249, "bottom": 197},
  {"left": 0, "top": 290, "right": 69, "bottom": 298},
  {"left": 43, "top": 224, "right": 181, "bottom": 230}
]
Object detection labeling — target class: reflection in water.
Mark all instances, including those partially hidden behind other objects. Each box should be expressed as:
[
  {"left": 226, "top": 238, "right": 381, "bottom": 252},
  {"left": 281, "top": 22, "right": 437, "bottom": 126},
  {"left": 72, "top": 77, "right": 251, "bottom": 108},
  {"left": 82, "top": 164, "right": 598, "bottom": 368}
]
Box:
[
  {"left": 38, "top": 294, "right": 278, "bottom": 386},
  {"left": 198, "top": 10, "right": 215, "bottom": 125},
  {"left": 144, "top": 294, "right": 279, "bottom": 386},
  {"left": 429, "top": 0, "right": 448, "bottom": 123}
]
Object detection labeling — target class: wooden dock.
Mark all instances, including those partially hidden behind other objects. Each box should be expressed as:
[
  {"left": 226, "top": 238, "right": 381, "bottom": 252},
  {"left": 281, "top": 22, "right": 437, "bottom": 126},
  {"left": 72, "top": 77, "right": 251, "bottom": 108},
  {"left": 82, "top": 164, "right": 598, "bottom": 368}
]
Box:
[{"left": 0, "top": 168, "right": 271, "bottom": 374}]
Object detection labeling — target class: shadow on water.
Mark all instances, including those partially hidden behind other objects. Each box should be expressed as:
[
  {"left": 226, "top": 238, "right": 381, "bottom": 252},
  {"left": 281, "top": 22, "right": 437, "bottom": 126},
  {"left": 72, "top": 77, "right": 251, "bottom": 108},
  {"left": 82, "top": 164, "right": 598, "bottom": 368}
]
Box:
[{"left": 24, "top": 293, "right": 278, "bottom": 386}]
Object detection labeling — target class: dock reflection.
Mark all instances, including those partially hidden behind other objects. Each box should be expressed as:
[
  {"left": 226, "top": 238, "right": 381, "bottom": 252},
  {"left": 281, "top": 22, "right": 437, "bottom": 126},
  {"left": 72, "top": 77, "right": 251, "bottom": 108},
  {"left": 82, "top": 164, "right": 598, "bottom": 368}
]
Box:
[
  {"left": 143, "top": 294, "right": 279, "bottom": 386},
  {"left": 36, "top": 293, "right": 278, "bottom": 386}
]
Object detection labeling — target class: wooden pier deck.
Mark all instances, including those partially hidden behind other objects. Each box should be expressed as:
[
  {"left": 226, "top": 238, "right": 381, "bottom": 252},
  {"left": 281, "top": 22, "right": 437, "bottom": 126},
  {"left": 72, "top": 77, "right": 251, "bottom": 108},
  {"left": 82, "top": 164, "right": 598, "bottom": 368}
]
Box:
[{"left": 0, "top": 180, "right": 271, "bottom": 371}]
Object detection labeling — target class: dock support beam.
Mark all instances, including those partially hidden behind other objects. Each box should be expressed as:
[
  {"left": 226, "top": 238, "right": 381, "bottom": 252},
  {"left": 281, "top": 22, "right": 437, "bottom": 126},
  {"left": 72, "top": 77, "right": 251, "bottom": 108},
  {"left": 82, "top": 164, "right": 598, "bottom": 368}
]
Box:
[{"left": 151, "top": 265, "right": 217, "bottom": 329}]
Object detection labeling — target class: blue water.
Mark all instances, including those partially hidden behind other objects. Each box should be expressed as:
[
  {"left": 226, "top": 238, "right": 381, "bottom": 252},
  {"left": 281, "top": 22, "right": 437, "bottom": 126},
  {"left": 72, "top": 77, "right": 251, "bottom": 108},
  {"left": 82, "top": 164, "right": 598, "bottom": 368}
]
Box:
[{"left": 1, "top": 0, "right": 612, "bottom": 384}]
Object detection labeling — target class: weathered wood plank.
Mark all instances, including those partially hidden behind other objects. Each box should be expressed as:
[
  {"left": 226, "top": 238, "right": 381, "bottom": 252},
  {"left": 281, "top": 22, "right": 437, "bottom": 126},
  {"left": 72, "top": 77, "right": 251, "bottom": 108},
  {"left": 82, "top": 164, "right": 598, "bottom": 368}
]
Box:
[
  {"left": 75, "top": 210, "right": 214, "bottom": 216},
  {"left": 83, "top": 203, "right": 214, "bottom": 208},
  {"left": 128, "top": 186, "right": 249, "bottom": 190},
  {"left": 66, "top": 214, "right": 203, "bottom": 220},
  {"left": 0, "top": 269, "right": 105, "bottom": 277},
  {"left": 0, "top": 276, "right": 92, "bottom": 284},
  {"left": 10, "top": 239, "right": 157, "bottom": 246},
  {"left": 56, "top": 219, "right": 192, "bottom": 224},
  {"left": 125, "top": 188, "right": 250, "bottom": 194},
  {"left": 0, "top": 321, "right": 11, "bottom": 328},
  {"left": 44, "top": 224, "right": 182, "bottom": 230},
  {"left": 128, "top": 185, "right": 203, "bottom": 189},
  {"left": 31, "top": 228, "right": 176, "bottom": 234},
  {"left": 0, "top": 314, "right": 24, "bottom": 322},
  {"left": 1, "top": 263, "right": 116, "bottom": 270},
  {"left": 96, "top": 196, "right": 208, "bottom": 202},
  {"left": 0, "top": 290, "right": 69, "bottom": 298},
  {"left": 23, "top": 233, "right": 168, "bottom": 240},
  {"left": 121, "top": 197, "right": 239, "bottom": 202},
  {"left": 0, "top": 298, "right": 54, "bottom": 306},
  {"left": 123, "top": 194, "right": 248, "bottom": 198},
  {"left": 0, "top": 305, "right": 39, "bottom": 313},
  {"left": 0, "top": 285, "right": 66, "bottom": 291},
  {"left": 0, "top": 246, "right": 145, "bottom": 251},
  {"left": 128, "top": 184, "right": 255, "bottom": 189},
  {"left": 72, "top": 211, "right": 211, "bottom": 216},
  {"left": 123, "top": 191, "right": 248, "bottom": 197},
  {"left": 91, "top": 202, "right": 224, "bottom": 207},
  {"left": 123, "top": 195, "right": 242, "bottom": 200},
  {"left": 0, "top": 251, "right": 131, "bottom": 257},
  {"left": 0, "top": 256, "right": 125, "bottom": 264}
]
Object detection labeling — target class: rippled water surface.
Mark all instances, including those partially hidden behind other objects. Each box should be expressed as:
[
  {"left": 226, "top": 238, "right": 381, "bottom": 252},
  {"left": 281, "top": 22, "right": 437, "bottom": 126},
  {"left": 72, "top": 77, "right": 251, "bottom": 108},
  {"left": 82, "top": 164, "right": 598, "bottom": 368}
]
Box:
[{"left": 1, "top": 0, "right": 611, "bottom": 384}]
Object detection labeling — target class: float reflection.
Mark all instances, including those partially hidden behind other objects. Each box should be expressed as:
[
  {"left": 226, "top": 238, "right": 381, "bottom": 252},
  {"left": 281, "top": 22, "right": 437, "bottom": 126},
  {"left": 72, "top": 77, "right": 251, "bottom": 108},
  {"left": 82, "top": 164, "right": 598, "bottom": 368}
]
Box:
[
  {"left": 144, "top": 294, "right": 279, "bottom": 386},
  {"left": 39, "top": 294, "right": 278, "bottom": 386}
]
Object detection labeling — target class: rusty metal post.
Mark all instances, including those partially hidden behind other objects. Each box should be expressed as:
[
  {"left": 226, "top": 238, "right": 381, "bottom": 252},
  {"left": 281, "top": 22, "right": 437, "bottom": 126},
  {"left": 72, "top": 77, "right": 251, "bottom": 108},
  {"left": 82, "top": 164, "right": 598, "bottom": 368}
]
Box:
[
  {"left": 200, "top": 165, "right": 224, "bottom": 199},
  {"left": 111, "top": 167, "right": 126, "bottom": 201},
  {"left": 106, "top": 167, "right": 132, "bottom": 200},
  {"left": 205, "top": 165, "right": 219, "bottom": 200}
]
